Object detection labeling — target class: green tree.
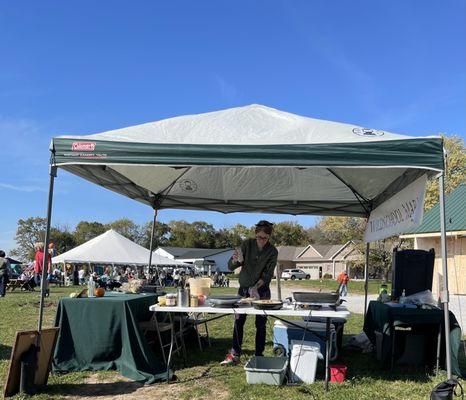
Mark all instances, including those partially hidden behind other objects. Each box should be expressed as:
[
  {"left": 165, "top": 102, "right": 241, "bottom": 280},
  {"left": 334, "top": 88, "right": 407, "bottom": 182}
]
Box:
[
  {"left": 10, "top": 217, "right": 47, "bottom": 261},
  {"left": 138, "top": 221, "right": 171, "bottom": 249},
  {"left": 167, "top": 220, "right": 216, "bottom": 248},
  {"left": 305, "top": 225, "right": 327, "bottom": 244},
  {"left": 214, "top": 228, "right": 234, "bottom": 248},
  {"left": 271, "top": 221, "right": 307, "bottom": 246},
  {"left": 317, "top": 216, "right": 366, "bottom": 244},
  {"left": 106, "top": 218, "right": 141, "bottom": 242},
  {"left": 228, "top": 224, "right": 254, "bottom": 247},
  {"left": 424, "top": 135, "right": 466, "bottom": 209},
  {"left": 50, "top": 226, "right": 76, "bottom": 255},
  {"left": 74, "top": 221, "right": 106, "bottom": 245}
]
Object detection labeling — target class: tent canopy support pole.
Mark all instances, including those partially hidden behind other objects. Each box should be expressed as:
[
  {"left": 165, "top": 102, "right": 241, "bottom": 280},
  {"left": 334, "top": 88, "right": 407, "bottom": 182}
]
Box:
[
  {"left": 439, "top": 172, "right": 452, "bottom": 379},
  {"left": 38, "top": 165, "right": 57, "bottom": 333},
  {"left": 148, "top": 208, "right": 158, "bottom": 278},
  {"left": 363, "top": 242, "right": 370, "bottom": 317}
]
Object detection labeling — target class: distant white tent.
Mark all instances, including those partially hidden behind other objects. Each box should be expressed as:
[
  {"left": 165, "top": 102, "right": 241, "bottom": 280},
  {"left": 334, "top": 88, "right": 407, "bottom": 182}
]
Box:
[{"left": 51, "top": 229, "right": 185, "bottom": 266}]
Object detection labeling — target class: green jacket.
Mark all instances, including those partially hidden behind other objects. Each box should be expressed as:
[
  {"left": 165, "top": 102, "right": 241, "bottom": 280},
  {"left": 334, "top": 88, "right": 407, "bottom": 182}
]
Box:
[{"left": 228, "top": 238, "right": 278, "bottom": 288}]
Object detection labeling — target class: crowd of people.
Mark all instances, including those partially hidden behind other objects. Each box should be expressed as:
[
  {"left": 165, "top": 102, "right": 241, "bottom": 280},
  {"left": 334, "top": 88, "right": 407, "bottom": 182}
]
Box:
[{"left": 1, "top": 241, "right": 233, "bottom": 297}]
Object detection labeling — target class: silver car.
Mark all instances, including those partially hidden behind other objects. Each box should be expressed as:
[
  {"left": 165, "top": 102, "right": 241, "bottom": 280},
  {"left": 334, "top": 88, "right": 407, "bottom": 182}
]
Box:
[{"left": 281, "top": 269, "right": 310, "bottom": 280}]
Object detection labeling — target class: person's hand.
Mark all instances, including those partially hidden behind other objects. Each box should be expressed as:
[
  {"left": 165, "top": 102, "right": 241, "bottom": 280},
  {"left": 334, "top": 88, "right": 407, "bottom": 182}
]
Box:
[
  {"left": 257, "top": 279, "right": 264, "bottom": 288},
  {"left": 232, "top": 249, "right": 239, "bottom": 263}
]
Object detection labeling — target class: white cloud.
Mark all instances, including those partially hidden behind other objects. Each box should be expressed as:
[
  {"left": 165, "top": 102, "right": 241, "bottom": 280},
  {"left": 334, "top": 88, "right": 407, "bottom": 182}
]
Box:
[{"left": 0, "top": 182, "right": 48, "bottom": 193}]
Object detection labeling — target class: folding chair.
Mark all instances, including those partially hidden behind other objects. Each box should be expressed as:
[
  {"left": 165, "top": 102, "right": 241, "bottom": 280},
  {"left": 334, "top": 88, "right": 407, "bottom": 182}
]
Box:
[{"left": 139, "top": 312, "right": 186, "bottom": 364}]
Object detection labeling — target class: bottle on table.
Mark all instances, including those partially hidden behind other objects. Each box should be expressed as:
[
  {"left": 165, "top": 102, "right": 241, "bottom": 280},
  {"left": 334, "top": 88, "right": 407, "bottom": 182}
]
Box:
[
  {"left": 399, "top": 289, "right": 406, "bottom": 305},
  {"left": 88, "top": 276, "right": 95, "bottom": 298}
]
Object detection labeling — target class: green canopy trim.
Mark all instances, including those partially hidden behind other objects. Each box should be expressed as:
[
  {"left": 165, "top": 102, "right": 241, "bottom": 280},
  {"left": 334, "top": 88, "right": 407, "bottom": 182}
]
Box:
[{"left": 52, "top": 137, "right": 444, "bottom": 170}]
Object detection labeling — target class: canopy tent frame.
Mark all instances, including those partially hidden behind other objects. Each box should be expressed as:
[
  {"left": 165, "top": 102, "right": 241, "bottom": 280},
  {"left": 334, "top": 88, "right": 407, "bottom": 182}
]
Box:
[{"left": 37, "top": 105, "right": 453, "bottom": 382}]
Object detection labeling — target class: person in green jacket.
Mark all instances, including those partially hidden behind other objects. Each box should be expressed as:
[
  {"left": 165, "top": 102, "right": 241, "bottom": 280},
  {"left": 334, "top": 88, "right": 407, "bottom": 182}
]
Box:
[{"left": 220, "top": 220, "right": 278, "bottom": 366}]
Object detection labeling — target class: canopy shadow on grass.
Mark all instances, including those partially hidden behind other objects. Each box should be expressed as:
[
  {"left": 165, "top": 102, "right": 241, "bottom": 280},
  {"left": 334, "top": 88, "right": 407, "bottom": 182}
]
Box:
[
  {"left": 45, "top": 381, "right": 143, "bottom": 397},
  {"left": 0, "top": 343, "right": 12, "bottom": 361}
]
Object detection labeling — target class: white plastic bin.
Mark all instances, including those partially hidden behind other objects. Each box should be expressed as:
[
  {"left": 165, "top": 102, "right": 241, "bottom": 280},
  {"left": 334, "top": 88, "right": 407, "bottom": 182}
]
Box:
[
  {"left": 244, "top": 356, "right": 288, "bottom": 385},
  {"left": 290, "top": 341, "right": 321, "bottom": 384}
]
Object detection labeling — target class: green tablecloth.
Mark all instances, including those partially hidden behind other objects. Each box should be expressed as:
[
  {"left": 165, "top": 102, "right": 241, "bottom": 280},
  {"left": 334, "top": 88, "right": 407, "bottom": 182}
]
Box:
[
  {"left": 363, "top": 301, "right": 462, "bottom": 376},
  {"left": 53, "top": 292, "right": 169, "bottom": 383}
]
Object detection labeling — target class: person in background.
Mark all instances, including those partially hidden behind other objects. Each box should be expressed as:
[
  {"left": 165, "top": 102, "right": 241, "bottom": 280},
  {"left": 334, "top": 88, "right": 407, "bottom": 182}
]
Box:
[
  {"left": 0, "top": 250, "right": 10, "bottom": 297},
  {"left": 173, "top": 269, "right": 180, "bottom": 287},
  {"left": 337, "top": 270, "right": 350, "bottom": 297},
  {"left": 34, "top": 243, "right": 50, "bottom": 286},
  {"left": 78, "top": 268, "right": 85, "bottom": 285},
  {"left": 220, "top": 220, "right": 278, "bottom": 366}
]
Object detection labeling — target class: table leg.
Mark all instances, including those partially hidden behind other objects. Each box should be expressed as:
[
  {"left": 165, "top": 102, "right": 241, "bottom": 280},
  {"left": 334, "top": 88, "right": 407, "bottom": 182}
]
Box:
[
  {"left": 435, "top": 323, "right": 442, "bottom": 375},
  {"left": 325, "top": 317, "right": 330, "bottom": 391},
  {"left": 166, "top": 313, "right": 175, "bottom": 382}
]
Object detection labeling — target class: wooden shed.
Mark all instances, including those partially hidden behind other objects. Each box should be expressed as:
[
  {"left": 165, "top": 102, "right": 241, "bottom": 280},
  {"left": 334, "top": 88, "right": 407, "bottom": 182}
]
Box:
[{"left": 400, "top": 183, "right": 466, "bottom": 295}]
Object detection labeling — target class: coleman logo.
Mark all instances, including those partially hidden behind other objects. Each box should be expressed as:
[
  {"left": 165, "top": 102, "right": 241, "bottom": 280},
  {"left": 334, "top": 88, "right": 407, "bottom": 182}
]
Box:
[
  {"left": 352, "top": 127, "right": 384, "bottom": 137},
  {"left": 71, "top": 142, "right": 96, "bottom": 151}
]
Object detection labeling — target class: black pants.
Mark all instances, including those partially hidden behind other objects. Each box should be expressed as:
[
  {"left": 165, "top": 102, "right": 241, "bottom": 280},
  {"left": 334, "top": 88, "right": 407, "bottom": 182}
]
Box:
[
  {"left": 231, "top": 286, "right": 271, "bottom": 357},
  {"left": 0, "top": 274, "right": 7, "bottom": 297}
]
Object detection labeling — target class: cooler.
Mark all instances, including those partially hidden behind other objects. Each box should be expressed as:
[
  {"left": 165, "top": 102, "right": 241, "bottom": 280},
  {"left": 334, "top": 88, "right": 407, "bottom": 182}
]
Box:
[{"left": 273, "top": 320, "right": 339, "bottom": 361}]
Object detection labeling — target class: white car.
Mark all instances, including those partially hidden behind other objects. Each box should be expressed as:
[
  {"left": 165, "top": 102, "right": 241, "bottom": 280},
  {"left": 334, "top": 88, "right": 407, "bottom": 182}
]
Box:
[{"left": 281, "top": 269, "right": 310, "bottom": 280}]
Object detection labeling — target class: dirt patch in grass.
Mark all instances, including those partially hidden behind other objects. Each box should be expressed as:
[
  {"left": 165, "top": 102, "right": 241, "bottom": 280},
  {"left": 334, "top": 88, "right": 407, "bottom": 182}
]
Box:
[{"left": 61, "top": 372, "right": 230, "bottom": 400}]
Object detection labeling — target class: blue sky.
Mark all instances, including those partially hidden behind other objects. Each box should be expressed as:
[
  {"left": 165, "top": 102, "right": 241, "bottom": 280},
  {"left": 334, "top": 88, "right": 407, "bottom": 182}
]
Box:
[{"left": 1, "top": 1, "right": 465, "bottom": 254}]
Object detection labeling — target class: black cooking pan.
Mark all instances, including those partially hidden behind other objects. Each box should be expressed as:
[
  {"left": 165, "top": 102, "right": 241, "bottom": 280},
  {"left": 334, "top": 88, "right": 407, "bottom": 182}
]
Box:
[{"left": 293, "top": 291, "right": 340, "bottom": 304}]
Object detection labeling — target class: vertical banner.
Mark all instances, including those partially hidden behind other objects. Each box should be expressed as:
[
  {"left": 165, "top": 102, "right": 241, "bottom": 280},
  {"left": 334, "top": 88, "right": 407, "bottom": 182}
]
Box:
[{"left": 364, "top": 174, "right": 428, "bottom": 242}]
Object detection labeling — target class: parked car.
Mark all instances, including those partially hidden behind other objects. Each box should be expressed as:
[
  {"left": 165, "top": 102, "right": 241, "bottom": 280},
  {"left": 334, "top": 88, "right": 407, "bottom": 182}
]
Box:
[{"left": 281, "top": 269, "right": 310, "bottom": 280}]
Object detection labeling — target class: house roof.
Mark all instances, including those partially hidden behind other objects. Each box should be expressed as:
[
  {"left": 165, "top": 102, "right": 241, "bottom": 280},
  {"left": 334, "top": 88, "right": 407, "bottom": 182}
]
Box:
[
  {"left": 403, "top": 183, "right": 466, "bottom": 235},
  {"left": 277, "top": 243, "right": 352, "bottom": 262},
  {"left": 277, "top": 246, "right": 306, "bottom": 261},
  {"left": 159, "top": 247, "right": 232, "bottom": 259},
  {"left": 295, "top": 243, "right": 351, "bottom": 262}
]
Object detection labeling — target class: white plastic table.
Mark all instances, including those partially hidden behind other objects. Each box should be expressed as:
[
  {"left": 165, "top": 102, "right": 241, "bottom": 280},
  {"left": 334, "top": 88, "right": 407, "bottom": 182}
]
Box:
[{"left": 149, "top": 303, "right": 350, "bottom": 390}]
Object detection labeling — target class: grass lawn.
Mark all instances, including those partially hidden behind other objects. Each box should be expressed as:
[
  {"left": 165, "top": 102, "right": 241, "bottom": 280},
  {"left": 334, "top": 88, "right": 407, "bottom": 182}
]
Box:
[
  {"left": 276, "top": 278, "right": 390, "bottom": 295},
  {"left": 0, "top": 285, "right": 464, "bottom": 400}
]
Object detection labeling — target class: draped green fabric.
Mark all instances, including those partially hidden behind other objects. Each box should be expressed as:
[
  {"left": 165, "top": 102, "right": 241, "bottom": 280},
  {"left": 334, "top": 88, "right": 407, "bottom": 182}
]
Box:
[
  {"left": 53, "top": 292, "right": 169, "bottom": 383},
  {"left": 364, "top": 301, "right": 462, "bottom": 376}
]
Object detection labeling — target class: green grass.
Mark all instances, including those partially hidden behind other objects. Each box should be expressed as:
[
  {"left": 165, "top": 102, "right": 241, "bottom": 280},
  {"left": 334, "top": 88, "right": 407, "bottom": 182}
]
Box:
[
  {"left": 0, "top": 285, "right": 464, "bottom": 400},
  {"left": 276, "top": 279, "right": 390, "bottom": 295}
]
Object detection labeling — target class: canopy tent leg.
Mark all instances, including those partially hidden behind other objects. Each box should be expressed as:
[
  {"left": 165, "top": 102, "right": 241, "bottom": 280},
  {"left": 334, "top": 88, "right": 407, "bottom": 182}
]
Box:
[
  {"left": 363, "top": 242, "right": 370, "bottom": 317},
  {"left": 148, "top": 208, "right": 159, "bottom": 282},
  {"left": 38, "top": 165, "right": 57, "bottom": 333},
  {"left": 439, "top": 172, "right": 452, "bottom": 379}
]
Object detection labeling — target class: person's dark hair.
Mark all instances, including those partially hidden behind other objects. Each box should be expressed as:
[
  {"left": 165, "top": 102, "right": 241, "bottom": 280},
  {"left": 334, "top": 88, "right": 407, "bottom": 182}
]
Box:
[
  {"left": 255, "top": 220, "right": 274, "bottom": 235},
  {"left": 0, "top": 250, "right": 5, "bottom": 257}
]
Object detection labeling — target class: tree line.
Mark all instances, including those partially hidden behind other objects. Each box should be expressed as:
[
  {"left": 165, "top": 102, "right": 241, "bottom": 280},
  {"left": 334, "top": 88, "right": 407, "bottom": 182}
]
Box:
[{"left": 10, "top": 217, "right": 364, "bottom": 262}]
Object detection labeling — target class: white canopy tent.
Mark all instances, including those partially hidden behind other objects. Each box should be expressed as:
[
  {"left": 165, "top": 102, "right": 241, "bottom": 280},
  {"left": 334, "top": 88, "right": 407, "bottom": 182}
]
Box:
[
  {"left": 51, "top": 229, "right": 185, "bottom": 267},
  {"left": 38, "top": 104, "right": 453, "bottom": 379}
]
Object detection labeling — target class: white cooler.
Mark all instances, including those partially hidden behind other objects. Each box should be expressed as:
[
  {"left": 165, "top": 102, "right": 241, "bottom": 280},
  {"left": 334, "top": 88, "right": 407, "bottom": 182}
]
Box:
[{"left": 289, "top": 340, "right": 322, "bottom": 384}]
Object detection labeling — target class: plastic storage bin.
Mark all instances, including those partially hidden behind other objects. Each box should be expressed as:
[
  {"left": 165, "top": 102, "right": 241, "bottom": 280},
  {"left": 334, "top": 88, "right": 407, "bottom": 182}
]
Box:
[
  {"left": 273, "top": 320, "right": 338, "bottom": 360},
  {"left": 289, "top": 341, "right": 321, "bottom": 384},
  {"left": 244, "top": 356, "right": 288, "bottom": 385}
]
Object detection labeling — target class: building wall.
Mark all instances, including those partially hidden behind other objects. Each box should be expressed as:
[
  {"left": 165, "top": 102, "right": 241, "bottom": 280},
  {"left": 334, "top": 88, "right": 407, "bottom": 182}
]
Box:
[{"left": 415, "top": 236, "right": 466, "bottom": 295}]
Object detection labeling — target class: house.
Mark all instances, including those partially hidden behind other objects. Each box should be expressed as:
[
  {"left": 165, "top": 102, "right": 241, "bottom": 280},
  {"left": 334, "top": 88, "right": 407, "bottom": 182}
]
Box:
[
  {"left": 276, "top": 242, "right": 363, "bottom": 279},
  {"left": 155, "top": 247, "right": 234, "bottom": 273},
  {"left": 400, "top": 183, "right": 466, "bottom": 295}
]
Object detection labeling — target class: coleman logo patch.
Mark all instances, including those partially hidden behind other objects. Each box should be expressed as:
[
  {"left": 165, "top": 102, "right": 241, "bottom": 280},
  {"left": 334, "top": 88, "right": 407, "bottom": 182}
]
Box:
[
  {"left": 71, "top": 142, "right": 96, "bottom": 151},
  {"left": 352, "top": 127, "right": 384, "bottom": 137}
]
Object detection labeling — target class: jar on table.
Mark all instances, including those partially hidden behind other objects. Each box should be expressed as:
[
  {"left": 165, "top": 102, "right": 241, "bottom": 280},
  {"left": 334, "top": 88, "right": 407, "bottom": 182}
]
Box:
[
  {"left": 166, "top": 293, "right": 177, "bottom": 306},
  {"left": 190, "top": 295, "right": 199, "bottom": 307}
]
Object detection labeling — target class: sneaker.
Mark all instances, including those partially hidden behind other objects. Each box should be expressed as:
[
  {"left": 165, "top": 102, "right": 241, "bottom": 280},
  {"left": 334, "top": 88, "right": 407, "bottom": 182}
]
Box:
[{"left": 220, "top": 353, "right": 239, "bottom": 366}]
